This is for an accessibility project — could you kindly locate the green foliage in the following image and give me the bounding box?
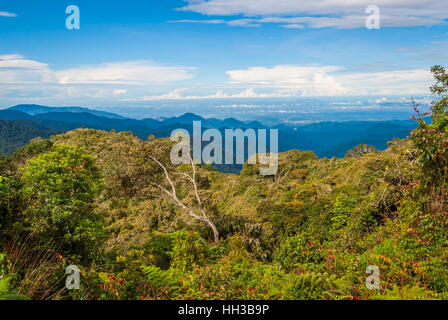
[274,234,325,272]
[411,65,448,189]
[0,261,12,296]
[17,144,105,260]
[429,65,448,123]
[0,253,15,299]
[141,265,181,299]
[171,231,208,272]
[0,176,17,240]
[0,176,9,206]
[330,195,356,231]
[373,284,435,300]
[0,293,31,300]
[144,232,177,270]
[12,138,54,163]
[286,272,349,300]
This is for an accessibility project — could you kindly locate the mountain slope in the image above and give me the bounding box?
[0,110,35,120]
[0,119,61,154]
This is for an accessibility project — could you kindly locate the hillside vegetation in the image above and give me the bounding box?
[0,119,60,155]
[0,66,447,300]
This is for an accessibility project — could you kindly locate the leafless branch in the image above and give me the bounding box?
[149,154,219,242]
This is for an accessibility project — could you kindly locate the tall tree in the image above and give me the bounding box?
[145,139,219,242]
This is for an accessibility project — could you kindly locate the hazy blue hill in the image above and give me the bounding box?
[219,117,248,128]
[298,121,415,157]
[141,118,164,129]
[0,110,35,120]
[143,113,210,129]
[7,104,126,119]
[144,113,250,131]
[168,112,204,123]
[246,120,265,129]
[33,111,123,126]
[33,112,155,139]
[158,113,222,128]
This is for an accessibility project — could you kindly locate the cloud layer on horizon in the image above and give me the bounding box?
[138,65,432,100]
[0,54,434,104]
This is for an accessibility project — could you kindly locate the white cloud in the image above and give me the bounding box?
[227,65,341,84]
[172,15,443,29]
[179,0,448,17]
[226,65,433,96]
[56,61,194,85]
[0,54,48,69]
[176,0,448,28]
[0,55,194,85]
[337,69,433,95]
[0,54,54,84]
[0,54,196,104]
[0,11,17,17]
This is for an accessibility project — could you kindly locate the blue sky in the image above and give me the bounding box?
[0,0,447,107]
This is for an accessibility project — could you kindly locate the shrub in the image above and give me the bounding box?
[274,234,326,272]
[286,272,350,300]
[411,65,448,189]
[170,231,208,272]
[17,144,105,261]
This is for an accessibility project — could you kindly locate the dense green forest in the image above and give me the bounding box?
[0,66,447,300]
[0,119,60,155]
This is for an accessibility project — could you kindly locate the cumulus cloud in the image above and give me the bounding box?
[0,11,17,17]
[175,0,448,28]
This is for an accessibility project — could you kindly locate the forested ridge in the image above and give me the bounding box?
[0,66,448,300]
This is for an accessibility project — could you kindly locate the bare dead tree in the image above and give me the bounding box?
[149,154,219,242]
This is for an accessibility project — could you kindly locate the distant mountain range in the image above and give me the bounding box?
[8,104,126,119]
[0,104,418,167]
